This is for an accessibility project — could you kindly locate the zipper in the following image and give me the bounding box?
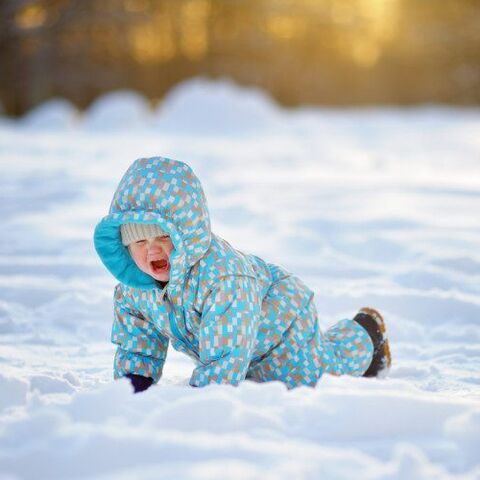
[164,289,197,355]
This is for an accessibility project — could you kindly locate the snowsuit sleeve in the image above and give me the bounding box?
[189,276,261,387]
[112,284,169,383]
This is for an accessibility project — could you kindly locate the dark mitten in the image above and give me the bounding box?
[125,373,154,393]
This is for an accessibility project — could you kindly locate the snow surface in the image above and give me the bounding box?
[0,78,480,479]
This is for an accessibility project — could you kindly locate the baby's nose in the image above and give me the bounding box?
[147,242,164,254]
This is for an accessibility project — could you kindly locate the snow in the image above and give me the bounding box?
[83,90,152,131]
[0,78,479,479]
[153,77,282,136]
[21,98,80,130]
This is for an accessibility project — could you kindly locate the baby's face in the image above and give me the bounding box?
[128,235,174,282]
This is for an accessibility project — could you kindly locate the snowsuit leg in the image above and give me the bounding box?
[247,300,374,388]
[320,316,374,377]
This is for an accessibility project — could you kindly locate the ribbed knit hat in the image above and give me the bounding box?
[120,223,166,246]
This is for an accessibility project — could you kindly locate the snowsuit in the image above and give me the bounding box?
[94,157,373,388]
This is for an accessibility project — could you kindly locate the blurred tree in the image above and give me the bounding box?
[0,0,479,115]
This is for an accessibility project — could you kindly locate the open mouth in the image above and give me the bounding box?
[150,258,169,273]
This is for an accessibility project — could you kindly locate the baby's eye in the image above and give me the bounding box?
[136,240,147,245]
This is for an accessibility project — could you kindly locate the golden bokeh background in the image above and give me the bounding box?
[1,0,479,115]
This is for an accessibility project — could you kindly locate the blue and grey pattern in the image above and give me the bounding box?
[94,156,373,388]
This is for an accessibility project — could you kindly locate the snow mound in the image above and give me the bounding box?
[84,90,152,131]
[21,98,79,130]
[0,380,479,479]
[154,77,281,136]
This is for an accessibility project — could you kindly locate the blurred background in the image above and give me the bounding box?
[1,0,480,116]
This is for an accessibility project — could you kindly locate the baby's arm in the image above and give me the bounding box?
[112,284,169,391]
[190,276,260,387]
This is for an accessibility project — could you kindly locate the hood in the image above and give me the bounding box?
[94,156,211,290]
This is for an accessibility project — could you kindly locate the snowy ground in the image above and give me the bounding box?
[1,78,480,479]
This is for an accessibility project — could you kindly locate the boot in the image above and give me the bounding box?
[353,307,392,378]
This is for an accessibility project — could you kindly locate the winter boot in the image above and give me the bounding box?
[353,307,392,378]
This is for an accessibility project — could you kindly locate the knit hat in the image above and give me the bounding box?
[120,223,166,246]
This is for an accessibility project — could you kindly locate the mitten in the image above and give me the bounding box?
[125,373,154,393]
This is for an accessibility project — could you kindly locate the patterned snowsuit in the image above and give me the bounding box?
[94,157,373,388]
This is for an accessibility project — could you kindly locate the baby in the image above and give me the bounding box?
[94,156,391,392]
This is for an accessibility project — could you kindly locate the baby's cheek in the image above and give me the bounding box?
[130,248,146,268]
[138,254,149,270]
